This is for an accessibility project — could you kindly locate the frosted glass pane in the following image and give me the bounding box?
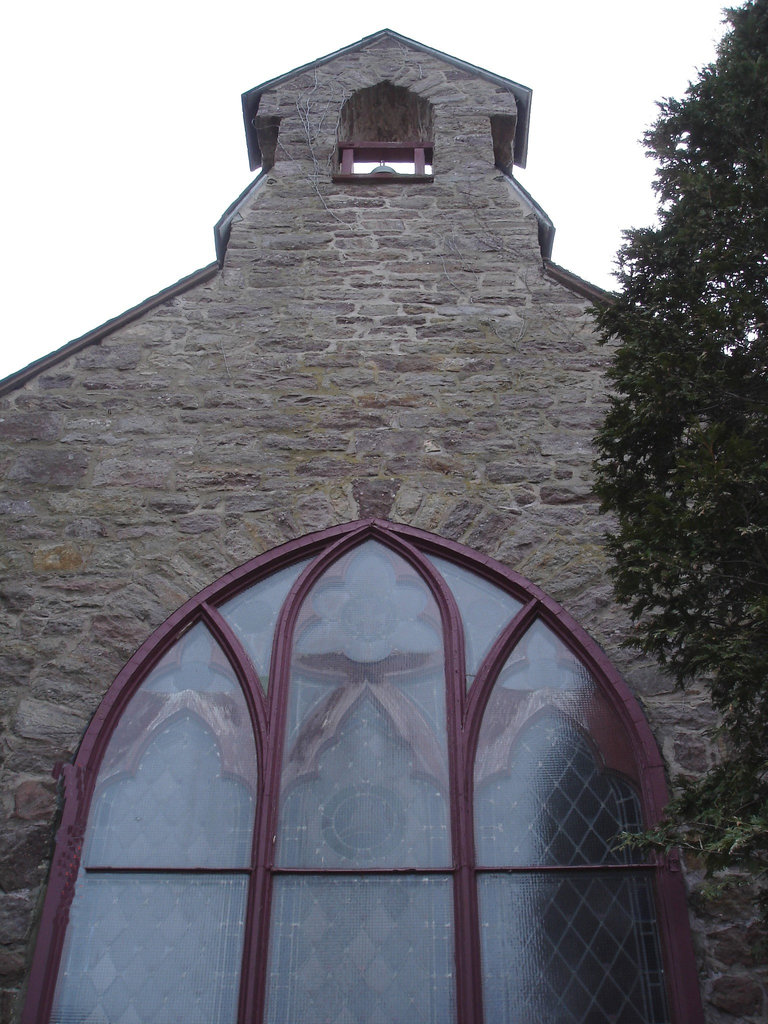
[219,558,311,690]
[86,623,257,868]
[144,622,240,694]
[492,619,589,692]
[295,541,442,663]
[51,873,247,1024]
[475,614,643,864]
[279,542,450,867]
[427,556,522,689]
[266,875,455,1024]
[86,716,255,868]
[475,714,641,866]
[479,873,669,1024]
[474,621,641,866]
[278,695,450,867]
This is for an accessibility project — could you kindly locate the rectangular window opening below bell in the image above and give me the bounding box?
[334,142,434,182]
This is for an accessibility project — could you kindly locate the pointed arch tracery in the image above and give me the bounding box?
[24,519,703,1024]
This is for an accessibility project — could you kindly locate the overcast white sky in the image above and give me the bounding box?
[1,0,729,381]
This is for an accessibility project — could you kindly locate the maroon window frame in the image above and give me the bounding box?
[333,141,434,181]
[23,518,704,1024]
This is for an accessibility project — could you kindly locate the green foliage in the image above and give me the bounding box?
[593,0,768,925]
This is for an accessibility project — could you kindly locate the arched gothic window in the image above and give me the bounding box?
[24,520,702,1024]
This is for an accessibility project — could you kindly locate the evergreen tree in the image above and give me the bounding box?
[593,0,768,926]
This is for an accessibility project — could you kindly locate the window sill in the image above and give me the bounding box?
[332,174,434,184]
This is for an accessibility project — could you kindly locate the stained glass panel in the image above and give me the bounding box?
[278,542,450,868]
[278,695,449,867]
[266,875,456,1024]
[474,619,642,866]
[40,531,684,1024]
[490,619,589,693]
[85,622,257,869]
[475,714,641,866]
[295,542,441,665]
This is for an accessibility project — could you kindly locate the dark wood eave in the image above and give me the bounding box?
[241,29,532,172]
[543,259,615,305]
[0,263,219,397]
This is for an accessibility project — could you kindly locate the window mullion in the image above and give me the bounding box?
[440,570,482,1024]
[239,611,292,1024]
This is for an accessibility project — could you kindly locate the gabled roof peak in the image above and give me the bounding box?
[241,29,532,171]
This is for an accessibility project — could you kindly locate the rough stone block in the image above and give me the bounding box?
[0,892,33,945]
[539,483,595,505]
[13,780,56,822]
[32,544,85,572]
[92,458,173,488]
[12,698,88,750]
[6,450,88,486]
[0,413,62,442]
[709,975,764,1017]
[0,823,52,889]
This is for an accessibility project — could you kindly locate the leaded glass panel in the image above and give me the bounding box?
[478,873,670,1024]
[51,874,248,1024]
[474,619,641,866]
[295,542,442,665]
[277,541,450,868]
[278,695,449,867]
[491,619,589,693]
[427,555,522,690]
[475,714,641,866]
[266,876,456,1024]
[219,559,311,690]
[85,623,257,869]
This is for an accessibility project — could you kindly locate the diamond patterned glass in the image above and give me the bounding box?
[478,873,670,1024]
[219,559,311,690]
[85,622,257,869]
[266,875,456,1024]
[427,555,522,690]
[474,619,641,866]
[475,714,641,866]
[51,874,248,1024]
[277,541,450,868]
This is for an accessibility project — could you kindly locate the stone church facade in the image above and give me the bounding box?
[0,29,764,1024]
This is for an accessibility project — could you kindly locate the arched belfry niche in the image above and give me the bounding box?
[25,520,702,1024]
[336,82,434,176]
[339,81,434,145]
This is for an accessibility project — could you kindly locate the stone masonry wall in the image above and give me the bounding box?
[0,34,764,1022]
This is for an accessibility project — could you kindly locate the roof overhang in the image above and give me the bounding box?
[241,29,532,172]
